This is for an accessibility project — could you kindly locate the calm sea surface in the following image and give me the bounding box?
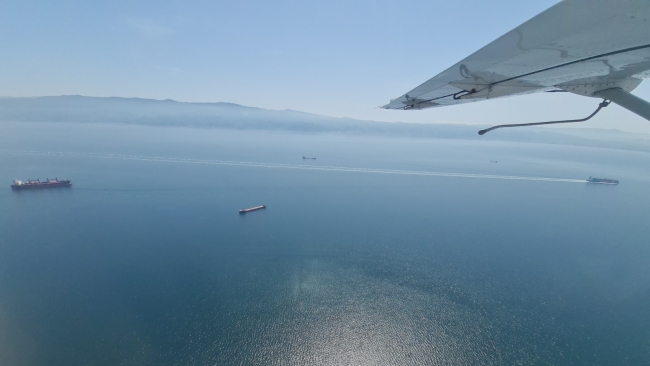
[0,122,649,365]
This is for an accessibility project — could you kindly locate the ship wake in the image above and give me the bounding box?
[2,151,587,184]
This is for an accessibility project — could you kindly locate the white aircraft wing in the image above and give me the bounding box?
[384,0,650,123]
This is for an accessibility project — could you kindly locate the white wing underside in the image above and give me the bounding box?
[384,0,650,110]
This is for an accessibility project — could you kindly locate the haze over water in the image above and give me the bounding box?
[1,122,649,365]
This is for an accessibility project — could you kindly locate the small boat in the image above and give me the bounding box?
[239,205,266,214]
[302,156,316,160]
[587,177,619,185]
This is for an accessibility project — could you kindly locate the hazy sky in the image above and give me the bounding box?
[2,0,650,133]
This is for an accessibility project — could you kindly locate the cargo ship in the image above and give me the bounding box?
[587,177,619,185]
[302,156,316,160]
[11,178,72,190]
[239,205,266,214]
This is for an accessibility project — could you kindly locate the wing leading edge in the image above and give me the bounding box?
[384,0,650,118]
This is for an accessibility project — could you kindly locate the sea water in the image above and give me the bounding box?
[0,122,649,365]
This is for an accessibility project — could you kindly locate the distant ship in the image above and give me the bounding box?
[11,178,72,189]
[239,205,266,214]
[587,177,619,185]
[302,156,316,160]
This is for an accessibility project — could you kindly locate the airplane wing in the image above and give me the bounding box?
[383,0,650,126]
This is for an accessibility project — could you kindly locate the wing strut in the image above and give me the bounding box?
[594,88,650,122]
[478,100,610,135]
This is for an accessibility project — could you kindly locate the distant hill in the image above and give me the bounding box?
[0,95,648,152]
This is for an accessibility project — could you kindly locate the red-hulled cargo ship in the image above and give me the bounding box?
[11,178,72,190]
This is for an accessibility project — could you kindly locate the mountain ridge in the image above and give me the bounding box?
[0,95,648,152]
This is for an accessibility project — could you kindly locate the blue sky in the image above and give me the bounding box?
[2,0,650,133]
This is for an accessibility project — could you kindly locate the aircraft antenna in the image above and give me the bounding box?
[478,100,610,135]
